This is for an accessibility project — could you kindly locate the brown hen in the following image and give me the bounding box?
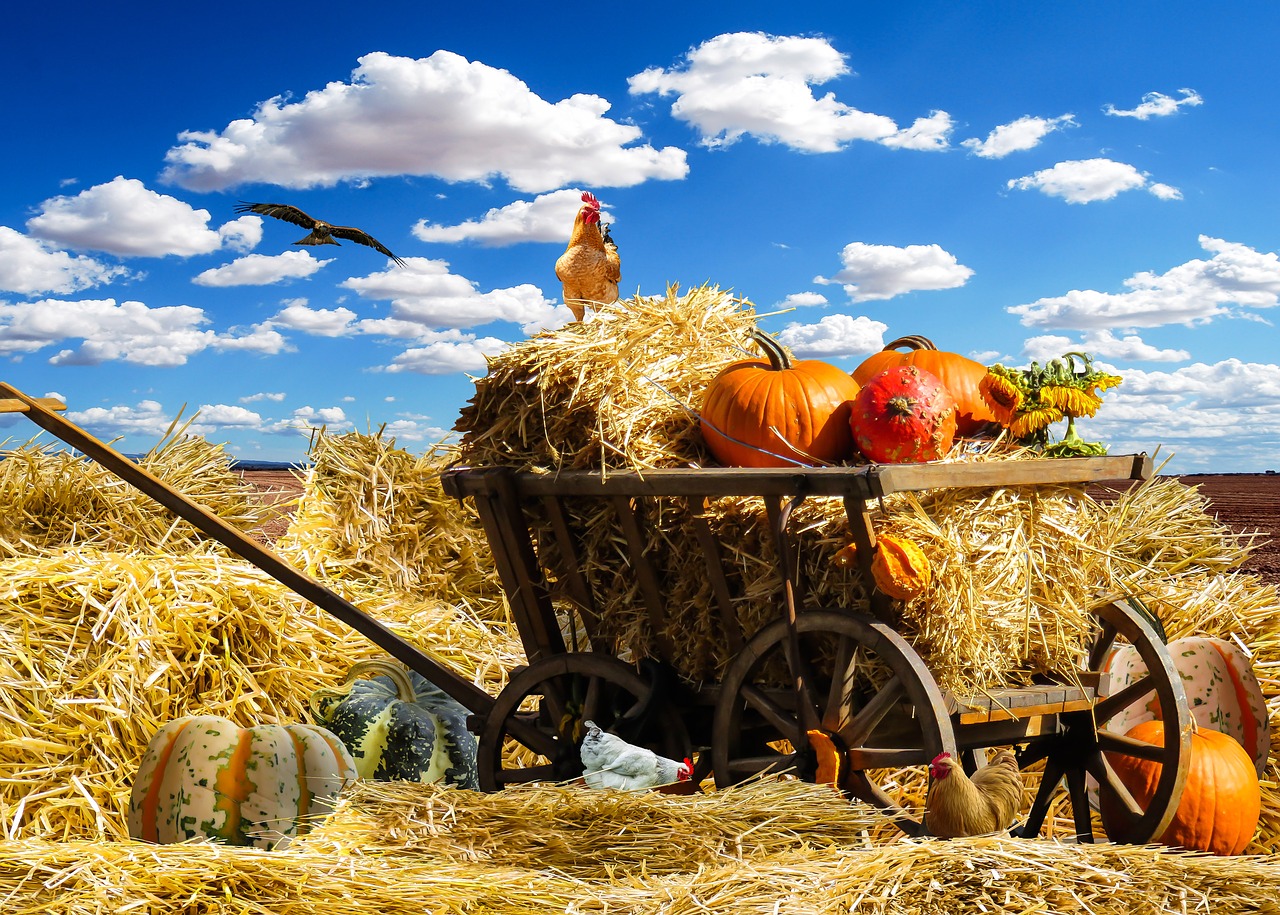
[555,191,620,320]
[925,747,1024,838]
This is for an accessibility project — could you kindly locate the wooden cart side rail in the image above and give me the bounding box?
[0,382,494,718]
[440,453,1151,501]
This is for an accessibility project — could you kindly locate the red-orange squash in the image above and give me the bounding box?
[1103,719,1261,855]
[701,330,860,468]
[852,336,998,436]
[850,365,957,463]
[871,534,932,600]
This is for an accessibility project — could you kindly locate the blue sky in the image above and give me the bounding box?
[3,2,1278,471]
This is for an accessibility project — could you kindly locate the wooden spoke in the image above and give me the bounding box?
[1088,620,1119,671]
[740,684,800,736]
[1093,674,1155,726]
[478,653,689,791]
[1085,753,1143,817]
[713,609,953,837]
[841,675,903,746]
[1097,729,1168,763]
[724,753,800,778]
[846,746,930,768]
[821,637,862,732]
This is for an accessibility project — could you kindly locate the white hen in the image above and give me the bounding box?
[579,720,693,790]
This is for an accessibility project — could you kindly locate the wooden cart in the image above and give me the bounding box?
[2,382,1190,843]
[439,456,1191,843]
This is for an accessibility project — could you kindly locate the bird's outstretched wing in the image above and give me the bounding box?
[234,202,317,230]
[329,224,407,267]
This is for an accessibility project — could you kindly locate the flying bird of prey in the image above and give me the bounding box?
[234,201,407,267]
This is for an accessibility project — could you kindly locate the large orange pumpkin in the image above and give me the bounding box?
[852,336,998,437]
[701,330,860,468]
[1102,719,1260,855]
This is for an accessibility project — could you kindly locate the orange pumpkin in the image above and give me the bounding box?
[852,336,998,437]
[1103,719,1260,855]
[871,534,932,600]
[701,330,860,468]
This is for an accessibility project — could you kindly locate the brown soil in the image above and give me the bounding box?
[238,469,1280,587]
[1175,474,1280,585]
[237,469,306,545]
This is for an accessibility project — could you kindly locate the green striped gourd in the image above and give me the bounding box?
[128,715,356,849]
[309,659,479,789]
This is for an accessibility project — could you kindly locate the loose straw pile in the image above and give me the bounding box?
[6,781,1280,914]
[305,778,886,876]
[0,434,523,844]
[276,429,507,623]
[0,430,270,557]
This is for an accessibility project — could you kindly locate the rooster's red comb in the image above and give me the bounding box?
[581,192,600,208]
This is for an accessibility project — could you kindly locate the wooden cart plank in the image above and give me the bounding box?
[441,453,1150,502]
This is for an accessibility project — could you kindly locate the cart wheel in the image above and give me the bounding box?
[1012,596,1191,843]
[712,609,955,836]
[477,653,691,791]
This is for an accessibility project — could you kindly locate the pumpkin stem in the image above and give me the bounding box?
[309,659,418,721]
[886,394,918,417]
[883,335,937,353]
[748,328,793,372]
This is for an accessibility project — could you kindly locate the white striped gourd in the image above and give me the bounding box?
[128,715,356,849]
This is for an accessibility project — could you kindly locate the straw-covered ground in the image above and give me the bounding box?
[3,286,1280,912]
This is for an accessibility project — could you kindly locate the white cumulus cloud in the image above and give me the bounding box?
[629,32,944,153]
[1021,329,1191,363]
[66,400,176,439]
[1104,89,1203,120]
[1009,236,1280,330]
[1007,158,1176,204]
[776,291,829,309]
[814,242,973,302]
[26,177,246,257]
[269,301,359,337]
[775,313,888,358]
[961,114,1076,158]
[381,337,510,375]
[341,257,559,331]
[162,51,687,194]
[0,227,130,294]
[413,190,609,246]
[193,250,332,286]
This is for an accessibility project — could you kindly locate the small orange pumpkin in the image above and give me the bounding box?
[852,336,998,437]
[1103,719,1261,855]
[871,534,932,600]
[701,330,860,468]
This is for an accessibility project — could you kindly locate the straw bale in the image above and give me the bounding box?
[0,431,272,558]
[276,429,506,622]
[454,284,757,472]
[0,548,520,843]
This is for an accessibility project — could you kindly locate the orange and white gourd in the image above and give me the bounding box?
[1101,635,1269,775]
[128,715,357,849]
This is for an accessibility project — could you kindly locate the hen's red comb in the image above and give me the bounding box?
[581,191,600,208]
